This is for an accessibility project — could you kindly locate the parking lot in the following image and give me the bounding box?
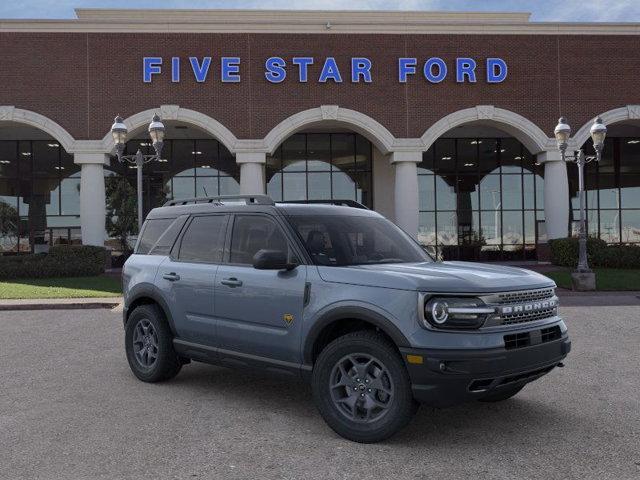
[1,306,639,480]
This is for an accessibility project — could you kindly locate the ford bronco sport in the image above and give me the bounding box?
[122,195,570,443]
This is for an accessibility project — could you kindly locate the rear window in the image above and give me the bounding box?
[136,219,174,254]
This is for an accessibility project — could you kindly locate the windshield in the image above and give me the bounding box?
[287,214,432,266]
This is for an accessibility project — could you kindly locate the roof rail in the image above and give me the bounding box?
[278,199,369,210]
[163,194,275,207]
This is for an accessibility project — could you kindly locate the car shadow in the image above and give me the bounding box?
[141,361,583,446]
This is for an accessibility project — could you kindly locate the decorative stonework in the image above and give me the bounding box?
[0,106,15,121]
[572,105,640,149]
[628,105,640,119]
[320,105,339,120]
[475,105,495,120]
[160,104,180,120]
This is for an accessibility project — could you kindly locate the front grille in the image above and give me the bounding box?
[501,306,557,325]
[496,288,555,305]
[481,288,558,326]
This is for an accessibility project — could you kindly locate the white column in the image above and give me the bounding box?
[237,152,266,195]
[391,151,422,238]
[75,153,109,246]
[538,151,569,240]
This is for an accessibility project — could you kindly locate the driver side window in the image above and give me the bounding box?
[229,215,291,265]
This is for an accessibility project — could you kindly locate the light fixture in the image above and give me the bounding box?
[192,151,203,155]
[47,143,59,148]
[110,115,128,148]
[589,116,607,154]
[139,142,151,147]
[54,166,65,170]
[441,156,452,160]
[464,163,475,167]
[148,114,165,157]
[500,149,506,153]
[157,158,168,163]
[514,156,522,160]
[200,165,211,168]
[0,160,10,164]
[554,117,571,154]
[470,140,483,145]
[21,152,31,156]
[627,139,640,144]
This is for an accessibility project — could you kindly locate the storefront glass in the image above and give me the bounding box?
[0,140,80,253]
[266,133,373,207]
[418,137,544,261]
[570,137,640,244]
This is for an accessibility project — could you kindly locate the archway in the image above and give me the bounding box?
[262,106,397,211]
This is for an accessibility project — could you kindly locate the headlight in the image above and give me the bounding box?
[422,297,495,329]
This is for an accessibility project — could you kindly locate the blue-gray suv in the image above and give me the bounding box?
[122,195,570,443]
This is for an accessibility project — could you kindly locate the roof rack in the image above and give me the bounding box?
[163,194,275,207]
[278,199,369,210]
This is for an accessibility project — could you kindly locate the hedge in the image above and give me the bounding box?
[0,246,108,280]
[549,237,640,269]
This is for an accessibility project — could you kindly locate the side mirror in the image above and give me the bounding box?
[252,249,297,270]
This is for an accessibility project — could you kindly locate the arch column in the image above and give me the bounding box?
[237,152,266,195]
[75,153,109,246]
[538,151,569,240]
[391,150,422,238]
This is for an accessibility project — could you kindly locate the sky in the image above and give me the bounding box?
[0,0,639,22]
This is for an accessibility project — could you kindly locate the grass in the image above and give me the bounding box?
[0,275,122,299]
[545,268,640,291]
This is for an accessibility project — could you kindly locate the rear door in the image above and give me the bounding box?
[214,213,307,364]
[157,214,229,346]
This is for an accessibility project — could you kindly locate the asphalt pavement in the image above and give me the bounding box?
[0,306,638,480]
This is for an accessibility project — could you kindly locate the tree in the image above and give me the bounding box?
[0,200,19,251]
[105,176,138,253]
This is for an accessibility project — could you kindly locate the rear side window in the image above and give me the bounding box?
[178,215,228,263]
[136,218,174,254]
[148,215,188,255]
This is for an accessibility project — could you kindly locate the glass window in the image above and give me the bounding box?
[230,215,289,264]
[307,134,331,171]
[178,215,228,263]
[137,218,174,254]
[0,141,18,178]
[149,215,188,255]
[621,210,640,243]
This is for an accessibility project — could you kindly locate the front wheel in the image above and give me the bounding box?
[312,331,418,443]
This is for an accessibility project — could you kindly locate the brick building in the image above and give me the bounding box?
[0,9,639,259]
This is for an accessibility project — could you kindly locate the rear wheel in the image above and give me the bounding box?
[478,384,524,402]
[125,304,182,382]
[312,331,418,443]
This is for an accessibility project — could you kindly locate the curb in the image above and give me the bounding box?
[0,298,122,311]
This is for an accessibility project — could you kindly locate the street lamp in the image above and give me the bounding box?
[553,116,607,286]
[111,114,165,231]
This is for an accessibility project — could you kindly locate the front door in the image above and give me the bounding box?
[214,214,307,364]
[157,214,229,346]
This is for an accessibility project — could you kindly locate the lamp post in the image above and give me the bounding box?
[111,114,165,232]
[553,116,607,288]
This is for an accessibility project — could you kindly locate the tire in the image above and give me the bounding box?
[478,384,524,403]
[125,304,182,383]
[312,331,418,443]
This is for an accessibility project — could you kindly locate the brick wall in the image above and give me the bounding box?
[0,32,638,141]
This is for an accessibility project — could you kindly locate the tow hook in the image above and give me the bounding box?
[557,362,565,368]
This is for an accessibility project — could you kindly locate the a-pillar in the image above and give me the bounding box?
[237,152,266,195]
[538,151,569,240]
[391,150,422,238]
[75,153,109,246]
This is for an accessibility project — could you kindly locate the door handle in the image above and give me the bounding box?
[221,277,243,287]
[162,272,181,281]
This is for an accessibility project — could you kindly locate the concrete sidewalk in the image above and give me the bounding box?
[0,297,123,311]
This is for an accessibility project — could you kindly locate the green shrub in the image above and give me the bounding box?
[549,237,640,269]
[0,245,108,280]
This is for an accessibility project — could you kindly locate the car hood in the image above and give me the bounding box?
[316,261,555,293]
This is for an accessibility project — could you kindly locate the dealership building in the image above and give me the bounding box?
[0,9,639,260]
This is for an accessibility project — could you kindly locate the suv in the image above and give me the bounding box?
[122,195,570,443]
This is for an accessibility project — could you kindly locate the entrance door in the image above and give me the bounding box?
[214,214,307,364]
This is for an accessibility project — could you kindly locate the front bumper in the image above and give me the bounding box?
[400,334,571,407]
